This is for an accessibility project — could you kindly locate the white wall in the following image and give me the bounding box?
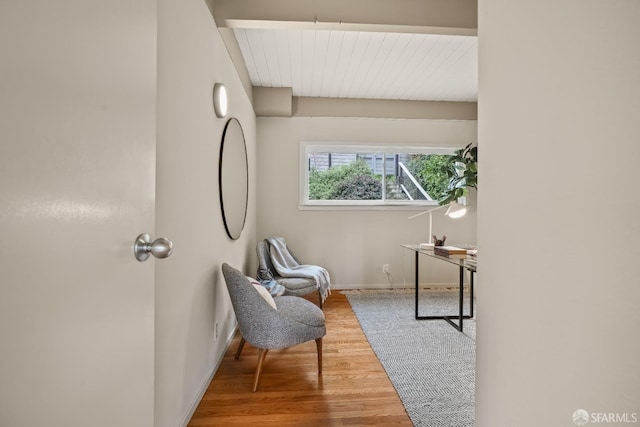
[477,1,640,426]
[156,1,257,426]
[257,117,477,288]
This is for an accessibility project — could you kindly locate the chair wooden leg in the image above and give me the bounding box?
[315,338,323,373]
[235,337,246,360]
[318,291,323,309]
[253,348,269,392]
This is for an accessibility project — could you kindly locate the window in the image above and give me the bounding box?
[300,142,456,207]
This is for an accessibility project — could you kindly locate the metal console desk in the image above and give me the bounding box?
[402,244,476,331]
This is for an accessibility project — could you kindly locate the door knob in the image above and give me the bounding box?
[134,234,173,262]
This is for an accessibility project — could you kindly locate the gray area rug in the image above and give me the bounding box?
[344,289,475,427]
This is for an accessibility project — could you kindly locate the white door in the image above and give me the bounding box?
[0,2,157,426]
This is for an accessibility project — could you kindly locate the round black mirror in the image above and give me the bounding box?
[218,118,248,240]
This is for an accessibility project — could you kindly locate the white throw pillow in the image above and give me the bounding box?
[246,276,277,310]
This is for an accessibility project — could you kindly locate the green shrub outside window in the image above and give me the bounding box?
[304,148,455,205]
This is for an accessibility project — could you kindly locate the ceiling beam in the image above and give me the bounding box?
[224,20,476,37]
[293,97,477,120]
[212,0,477,35]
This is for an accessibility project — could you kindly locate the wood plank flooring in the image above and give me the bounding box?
[188,291,412,426]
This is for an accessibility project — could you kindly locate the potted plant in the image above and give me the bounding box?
[438,143,478,205]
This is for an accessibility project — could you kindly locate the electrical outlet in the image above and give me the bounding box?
[382,264,389,274]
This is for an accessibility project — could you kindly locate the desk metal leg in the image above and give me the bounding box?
[443,266,465,331]
[414,251,472,332]
[414,251,419,319]
[470,271,474,318]
[459,266,464,330]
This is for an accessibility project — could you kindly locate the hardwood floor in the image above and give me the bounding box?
[188,291,412,426]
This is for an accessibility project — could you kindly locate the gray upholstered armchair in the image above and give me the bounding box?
[221,263,326,392]
[256,239,324,308]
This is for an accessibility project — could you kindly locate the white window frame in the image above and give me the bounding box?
[299,141,456,209]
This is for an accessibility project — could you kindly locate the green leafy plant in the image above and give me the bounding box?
[438,143,478,205]
[333,174,382,200]
[406,154,452,201]
[308,160,376,200]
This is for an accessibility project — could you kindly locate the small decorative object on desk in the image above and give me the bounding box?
[434,245,468,258]
[433,235,447,246]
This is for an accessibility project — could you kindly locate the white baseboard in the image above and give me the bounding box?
[333,282,465,290]
[180,325,238,427]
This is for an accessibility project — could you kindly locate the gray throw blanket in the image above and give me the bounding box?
[266,236,331,302]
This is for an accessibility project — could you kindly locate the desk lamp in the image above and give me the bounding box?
[408,201,467,249]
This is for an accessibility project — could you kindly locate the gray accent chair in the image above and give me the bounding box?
[256,239,323,308]
[221,263,326,392]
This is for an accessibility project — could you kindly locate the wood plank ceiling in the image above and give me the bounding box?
[233,28,477,102]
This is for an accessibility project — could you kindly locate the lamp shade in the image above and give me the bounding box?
[445,201,467,219]
[408,202,466,247]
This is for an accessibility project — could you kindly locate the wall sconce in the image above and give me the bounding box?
[213,83,228,118]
